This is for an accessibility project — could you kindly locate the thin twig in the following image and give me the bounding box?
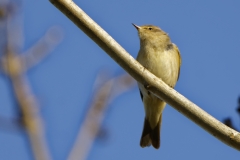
[21,26,63,70]
[0,2,60,159]
[68,74,135,160]
[50,0,240,150]
[4,48,52,160]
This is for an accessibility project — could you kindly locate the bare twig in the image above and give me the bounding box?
[4,44,53,160]
[50,0,240,150]
[10,72,51,160]
[0,1,62,159]
[21,26,63,70]
[68,73,135,160]
[4,47,52,160]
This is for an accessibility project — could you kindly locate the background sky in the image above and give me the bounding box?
[0,0,240,160]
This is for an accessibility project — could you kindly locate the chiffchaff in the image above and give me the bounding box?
[133,24,181,149]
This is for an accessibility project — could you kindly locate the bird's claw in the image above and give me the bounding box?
[143,84,151,95]
[144,84,150,89]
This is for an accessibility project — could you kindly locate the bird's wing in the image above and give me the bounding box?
[139,89,143,101]
[173,43,181,81]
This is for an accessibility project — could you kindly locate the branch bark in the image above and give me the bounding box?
[49,0,240,150]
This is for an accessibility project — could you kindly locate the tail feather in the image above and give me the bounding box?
[140,118,152,147]
[150,117,161,149]
[140,115,162,149]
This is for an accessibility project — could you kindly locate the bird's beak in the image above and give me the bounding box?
[132,23,140,30]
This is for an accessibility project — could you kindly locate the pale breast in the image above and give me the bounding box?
[137,46,180,88]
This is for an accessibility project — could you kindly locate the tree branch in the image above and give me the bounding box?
[3,49,52,160]
[1,2,53,159]
[49,0,240,150]
[68,73,135,160]
[21,26,63,70]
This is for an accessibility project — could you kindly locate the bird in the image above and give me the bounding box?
[133,24,181,149]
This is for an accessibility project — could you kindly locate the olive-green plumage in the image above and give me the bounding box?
[133,24,181,149]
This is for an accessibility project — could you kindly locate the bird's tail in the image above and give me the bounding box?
[140,115,162,149]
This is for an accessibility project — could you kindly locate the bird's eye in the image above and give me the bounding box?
[148,27,152,30]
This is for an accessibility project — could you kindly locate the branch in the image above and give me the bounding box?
[11,76,52,160]
[21,26,63,70]
[3,50,52,160]
[49,0,240,150]
[1,2,52,159]
[68,73,135,160]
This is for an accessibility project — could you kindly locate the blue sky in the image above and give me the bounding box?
[0,0,240,159]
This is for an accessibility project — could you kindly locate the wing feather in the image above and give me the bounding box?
[173,43,181,81]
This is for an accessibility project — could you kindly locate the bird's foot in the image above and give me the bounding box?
[144,84,150,89]
[144,84,151,95]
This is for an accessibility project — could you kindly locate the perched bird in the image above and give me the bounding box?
[133,24,181,149]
